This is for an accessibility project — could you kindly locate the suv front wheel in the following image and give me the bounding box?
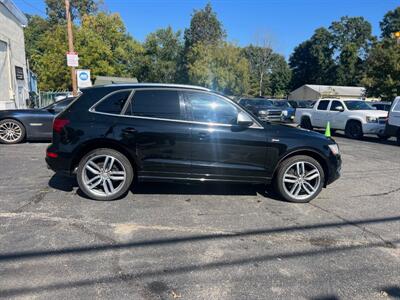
[77,148,134,201]
[274,155,325,203]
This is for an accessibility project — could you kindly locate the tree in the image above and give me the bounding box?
[184,3,225,49]
[270,54,291,98]
[140,27,183,83]
[45,0,100,24]
[380,6,400,38]
[329,16,373,86]
[363,39,400,100]
[243,37,274,96]
[289,28,336,89]
[187,42,250,95]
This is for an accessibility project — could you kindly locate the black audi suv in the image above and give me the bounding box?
[46,84,341,202]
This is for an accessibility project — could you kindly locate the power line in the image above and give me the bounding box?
[18,0,47,16]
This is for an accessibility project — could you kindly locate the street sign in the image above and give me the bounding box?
[76,69,92,88]
[66,52,79,67]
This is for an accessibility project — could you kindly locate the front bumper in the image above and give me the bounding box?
[362,123,386,135]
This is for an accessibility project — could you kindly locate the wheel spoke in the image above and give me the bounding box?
[284,174,298,183]
[305,169,319,181]
[104,156,115,172]
[296,162,305,176]
[106,179,115,192]
[86,165,100,175]
[88,177,102,189]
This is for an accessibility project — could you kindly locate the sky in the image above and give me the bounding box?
[14,0,398,58]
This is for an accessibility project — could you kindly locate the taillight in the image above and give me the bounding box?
[46,151,58,158]
[53,118,70,133]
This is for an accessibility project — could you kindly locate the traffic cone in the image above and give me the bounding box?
[325,121,331,137]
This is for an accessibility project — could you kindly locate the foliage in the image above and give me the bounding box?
[380,7,400,38]
[45,0,99,24]
[289,28,336,89]
[270,54,292,98]
[140,27,183,83]
[187,42,250,95]
[363,39,400,101]
[184,3,225,49]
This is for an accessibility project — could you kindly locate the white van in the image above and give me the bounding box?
[384,96,400,145]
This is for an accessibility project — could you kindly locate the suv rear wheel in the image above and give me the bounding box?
[77,148,133,201]
[274,155,325,203]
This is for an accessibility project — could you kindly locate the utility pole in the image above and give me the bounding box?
[65,0,78,96]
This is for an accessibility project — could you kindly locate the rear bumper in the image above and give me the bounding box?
[362,123,386,135]
[45,144,73,175]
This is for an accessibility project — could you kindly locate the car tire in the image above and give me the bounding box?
[274,155,325,203]
[77,148,134,201]
[345,120,363,139]
[300,117,313,130]
[0,119,25,144]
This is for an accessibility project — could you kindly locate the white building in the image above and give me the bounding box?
[288,84,379,101]
[0,0,28,109]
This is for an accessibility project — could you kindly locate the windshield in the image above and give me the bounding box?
[252,99,274,107]
[344,101,374,111]
[273,101,291,108]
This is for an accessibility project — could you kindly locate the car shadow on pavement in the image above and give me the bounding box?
[315,129,399,146]
[48,173,280,200]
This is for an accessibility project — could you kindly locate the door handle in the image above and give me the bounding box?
[122,128,137,134]
[197,131,210,140]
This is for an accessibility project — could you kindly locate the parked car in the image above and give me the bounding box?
[0,97,75,144]
[46,84,341,203]
[288,100,316,109]
[384,96,400,145]
[238,98,283,122]
[272,100,296,122]
[368,101,392,112]
[295,99,388,139]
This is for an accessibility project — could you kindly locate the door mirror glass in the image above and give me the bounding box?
[237,111,253,126]
[336,106,345,112]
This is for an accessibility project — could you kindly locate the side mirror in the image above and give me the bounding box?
[237,111,253,127]
[336,106,345,112]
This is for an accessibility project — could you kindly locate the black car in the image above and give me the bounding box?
[367,101,392,112]
[288,100,316,109]
[0,97,74,144]
[46,84,341,203]
[238,98,283,122]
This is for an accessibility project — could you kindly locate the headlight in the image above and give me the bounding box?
[282,110,288,116]
[366,116,378,123]
[258,110,267,115]
[328,144,340,156]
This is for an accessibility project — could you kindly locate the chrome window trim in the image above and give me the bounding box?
[89,88,264,129]
[89,89,135,114]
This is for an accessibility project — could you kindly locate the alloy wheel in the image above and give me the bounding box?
[282,161,321,201]
[0,121,22,143]
[82,155,127,197]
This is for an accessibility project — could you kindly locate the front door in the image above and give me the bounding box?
[313,100,330,128]
[183,90,268,182]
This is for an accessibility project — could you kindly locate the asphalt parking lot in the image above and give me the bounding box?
[0,134,399,299]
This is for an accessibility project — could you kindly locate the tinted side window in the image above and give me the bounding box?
[185,92,238,124]
[317,100,330,111]
[95,90,132,114]
[330,101,343,111]
[126,90,182,120]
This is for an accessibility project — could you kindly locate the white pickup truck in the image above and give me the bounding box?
[295,99,388,139]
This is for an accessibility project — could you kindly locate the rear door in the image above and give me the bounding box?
[122,89,192,179]
[313,100,330,128]
[183,90,268,182]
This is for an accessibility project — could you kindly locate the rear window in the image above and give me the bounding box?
[317,100,330,111]
[95,90,132,114]
[126,89,182,120]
